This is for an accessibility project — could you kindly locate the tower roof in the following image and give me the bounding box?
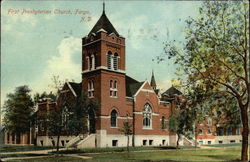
[150,71,157,89]
[88,6,119,36]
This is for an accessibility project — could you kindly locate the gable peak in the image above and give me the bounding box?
[88,3,119,36]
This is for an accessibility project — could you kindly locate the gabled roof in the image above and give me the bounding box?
[68,82,82,97]
[162,86,182,97]
[125,75,143,97]
[88,11,119,36]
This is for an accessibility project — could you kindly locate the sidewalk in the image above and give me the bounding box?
[199,145,219,149]
[0,148,73,155]
[1,154,92,162]
[1,155,51,162]
[0,148,93,162]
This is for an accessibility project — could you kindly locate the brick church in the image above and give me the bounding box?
[34,4,185,148]
[33,4,241,148]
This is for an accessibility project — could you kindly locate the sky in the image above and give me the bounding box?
[1,1,202,112]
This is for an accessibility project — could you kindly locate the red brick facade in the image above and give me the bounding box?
[35,7,242,147]
[79,9,174,141]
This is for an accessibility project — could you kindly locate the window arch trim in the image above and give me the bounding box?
[113,53,119,70]
[110,109,118,128]
[88,53,97,71]
[110,79,118,98]
[143,103,152,129]
[107,51,113,70]
[88,80,94,98]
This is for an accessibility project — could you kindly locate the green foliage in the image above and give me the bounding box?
[1,147,241,162]
[44,75,99,136]
[66,92,99,135]
[33,92,56,104]
[44,91,99,137]
[87,147,240,162]
[169,102,195,140]
[3,85,34,134]
[168,114,179,133]
[163,1,249,107]
[162,1,249,160]
[46,111,64,136]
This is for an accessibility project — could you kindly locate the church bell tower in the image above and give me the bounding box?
[81,3,127,131]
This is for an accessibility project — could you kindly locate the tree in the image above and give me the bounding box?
[163,1,249,160]
[46,111,63,154]
[41,76,99,153]
[42,93,79,154]
[33,91,56,104]
[3,86,34,136]
[168,98,195,149]
[66,92,99,136]
[120,121,133,152]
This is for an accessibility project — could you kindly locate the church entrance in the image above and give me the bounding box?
[88,107,96,134]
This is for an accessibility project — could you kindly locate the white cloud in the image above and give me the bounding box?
[30,36,82,93]
[0,36,82,117]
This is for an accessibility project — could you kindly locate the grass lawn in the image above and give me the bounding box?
[7,156,86,162]
[0,145,55,153]
[7,147,241,162]
[204,143,241,147]
[57,146,197,154]
[3,147,241,161]
[85,147,241,162]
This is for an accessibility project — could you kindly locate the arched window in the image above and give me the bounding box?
[161,116,166,129]
[62,105,69,128]
[198,129,203,135]
[113,81,117,97]
[207,129,212,134]
[88,54,96,70]
[111,110,118,127]
[91,80,94,90]
[110,80,113,96]
[113,53,119,70]
[88,81,91,96]
[88,106,96,133]
[88,55,92,70]
[110,80,113,88]
[107,51,113,69]
[143,104,152,128]
[110,80,118,97]
[92,54,95,70]
[88,80,94,98]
